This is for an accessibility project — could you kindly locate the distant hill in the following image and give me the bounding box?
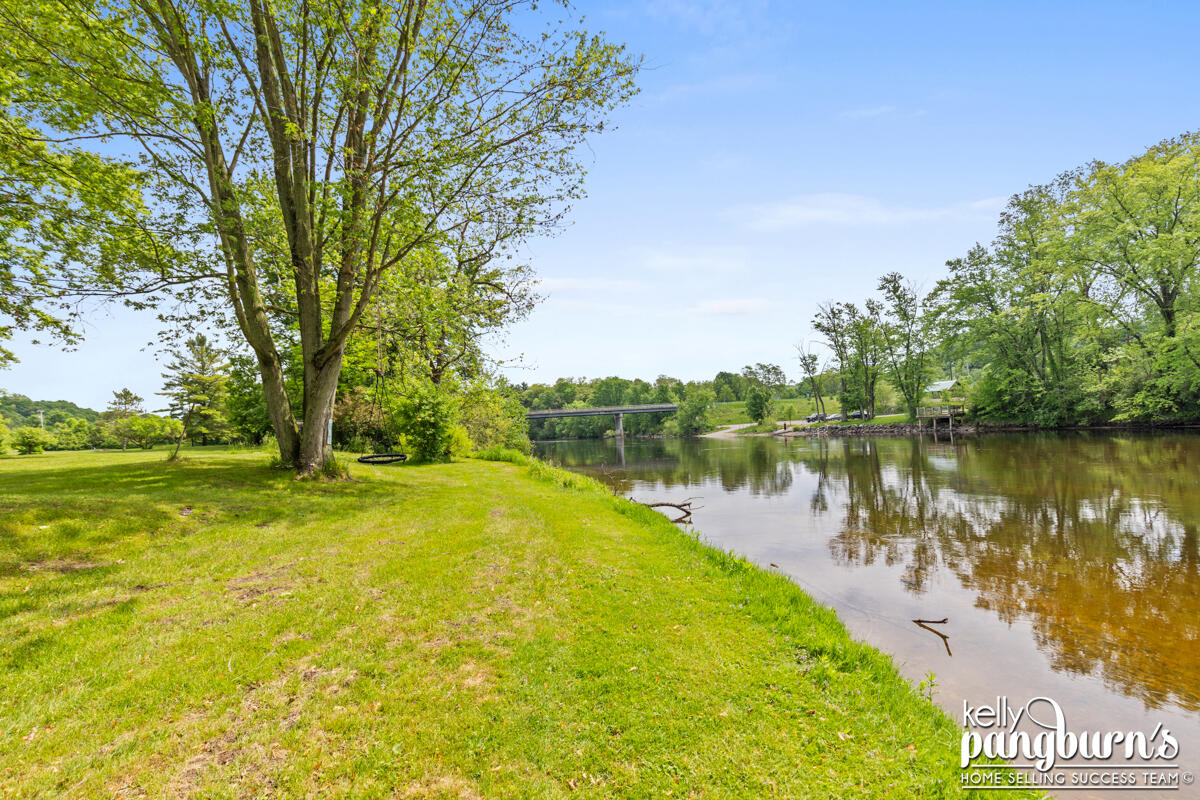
[0,391,101,427]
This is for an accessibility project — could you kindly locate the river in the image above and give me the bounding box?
[535,432,1200,797]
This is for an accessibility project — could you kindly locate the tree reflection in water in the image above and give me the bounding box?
[540,433,1200,713]
[802,434,1200,713]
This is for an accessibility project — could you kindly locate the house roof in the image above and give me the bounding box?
[925,379,960,393]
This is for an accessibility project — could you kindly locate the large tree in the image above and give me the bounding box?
[1062,133,1200,341]
[933,187,1090,424]
[0,114,164,366]
[877,272,931,420]
[105,388,145,451]
[4,0,637,473]
[846,300,887,419]
[794,345,825,416]
[159,332,230,455]
[813,302,852,411]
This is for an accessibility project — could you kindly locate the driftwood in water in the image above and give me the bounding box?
[633,498,701,524]
[913,617,952,657]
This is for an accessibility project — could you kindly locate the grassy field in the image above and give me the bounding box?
[0,448,1027,798]
[710,398,839,426]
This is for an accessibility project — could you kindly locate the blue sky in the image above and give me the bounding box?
[7,0,1200,408]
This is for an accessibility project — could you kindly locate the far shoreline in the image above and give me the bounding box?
[781,420,1200,438]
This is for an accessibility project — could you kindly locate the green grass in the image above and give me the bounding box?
[0,448,1029,798]
[709,400,753,425]
[710,398,841,426]
[734,421,781,435]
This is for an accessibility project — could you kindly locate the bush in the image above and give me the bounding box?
[13,426,56,455]
[745,386,774,424]
[459,385,530,453]
[333,386,398,452]
[449,425,473,457]
[471,446,530,465]
[126,415,180,449]
[397,384,455,463]
[51,418,94,450]
[675,389,714,435]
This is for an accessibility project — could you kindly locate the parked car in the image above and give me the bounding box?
[804,412,825,423]
[847,410,866,420]
[825,413,844,421]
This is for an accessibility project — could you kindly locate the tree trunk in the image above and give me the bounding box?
[295,350,346,475]
[254,349,301,465]
[172,407,194,460]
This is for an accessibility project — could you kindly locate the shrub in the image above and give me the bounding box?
[472,447,530,465]
[459,385,530,452]
[13,426,56,455]
[745,386,774,424]
[397,384,455,463]
[333,386,396,451]
[449,425,474,457]
[126,416,180,449]
[675,389,714,435]
[51,418,94,450]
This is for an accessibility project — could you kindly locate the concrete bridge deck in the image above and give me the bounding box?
[526,403,678,438]
[525,403,678,420]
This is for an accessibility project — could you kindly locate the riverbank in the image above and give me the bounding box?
[785,421,973,437]
[0,448,1028,797]
[783,419,1200,437]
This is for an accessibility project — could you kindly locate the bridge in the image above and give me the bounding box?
[525,403,678,437]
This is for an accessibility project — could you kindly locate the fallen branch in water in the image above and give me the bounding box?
[632,498,702,524]
[912,618,952,657]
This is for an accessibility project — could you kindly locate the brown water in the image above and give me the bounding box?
[535,433,1200,797]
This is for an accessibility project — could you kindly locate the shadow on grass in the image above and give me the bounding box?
[0,453,426,672]
[0,454,411,602]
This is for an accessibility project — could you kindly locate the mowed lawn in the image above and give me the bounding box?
[0,449,1028,798]
[709,399,841,426]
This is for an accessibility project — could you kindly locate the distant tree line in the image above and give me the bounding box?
[2,320,534,461]
[0,388,180,455]
[516,364,835,439]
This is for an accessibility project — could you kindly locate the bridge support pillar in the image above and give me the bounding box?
[614,412,624,438]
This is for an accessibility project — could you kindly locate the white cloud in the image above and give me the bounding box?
[739,193,1003,231]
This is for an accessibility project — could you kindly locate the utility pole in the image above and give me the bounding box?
[38,410,44,429]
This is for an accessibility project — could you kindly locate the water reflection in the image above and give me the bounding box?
[542,436,799,497]
[538,433,1200,715]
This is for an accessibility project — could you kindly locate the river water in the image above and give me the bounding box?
[535,432,1200,797]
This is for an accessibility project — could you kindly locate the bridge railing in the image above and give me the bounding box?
[526,403,678,419]
[917,403,966,418]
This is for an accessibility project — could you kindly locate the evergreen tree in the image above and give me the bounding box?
[159,335,231,457]
[105,389,144,451]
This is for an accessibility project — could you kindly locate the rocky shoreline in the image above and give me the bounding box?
[782,422,976,437]
[781,420,1200,438]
